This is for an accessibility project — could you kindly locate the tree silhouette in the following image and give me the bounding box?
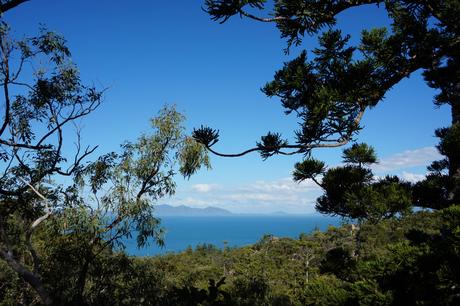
[195,0,459,209]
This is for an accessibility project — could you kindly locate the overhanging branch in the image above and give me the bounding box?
[0,0,29,13]
[197,108,365,158]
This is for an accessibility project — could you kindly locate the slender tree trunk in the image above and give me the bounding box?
[451,100,459,165]
[353,223,362,258]
[452,97,460,126]
[449,93,460,202]
[305,257,310,283]
[74,248,93,306]
[0,249,53,305]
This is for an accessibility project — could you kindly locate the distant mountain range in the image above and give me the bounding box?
[154,205,297,216]
[155,204,232,216]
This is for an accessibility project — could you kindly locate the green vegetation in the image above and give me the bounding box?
[190,2,460,303]
[2,206,459,305]
[1,0,460,305]
[294,144,413,223]
[0,2,209,303]
[194,0,460,213]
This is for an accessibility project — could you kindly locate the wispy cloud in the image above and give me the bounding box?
[244,178,318,193]
[191,183,221,193]
[171,178,322,214]
[372,147,440,172]
[170,147,438,214]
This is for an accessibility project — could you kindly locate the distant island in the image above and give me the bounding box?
[154,205,300,216]
[155,204,233,216]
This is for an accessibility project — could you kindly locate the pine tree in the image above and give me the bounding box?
[194,0,460,209]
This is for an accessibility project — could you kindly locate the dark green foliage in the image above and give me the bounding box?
[413,123,460,209]
[316,165,372,219]
[199,0,457,154]
[313,144,412,223]
[344,176,412,223]
[2,207,459,305]
[293,158,325,183]
[297,276,349,306]
[204,0,266,24]
[342,143,377,167]
[1,1,459,304]
[256,132,288,160]
[262,32,367,148]
[164,278,231,306]
[350,206,460,305]
[199,1,460,215]
[0,4,210,304]
[319,247,355,280]
[192,126,219,148]
[413,173,451,209]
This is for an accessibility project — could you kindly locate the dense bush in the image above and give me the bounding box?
[2,206,458,305]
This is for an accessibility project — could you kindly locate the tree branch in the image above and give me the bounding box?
[0,178,54,306]
[0,0,29,13]
[19,177,52,275]
[0,248,53,305]
[0,139,52,150]
[56,145,98,176]
[0,34,11,138]
[237,8,286,23]
[202,108,365,158]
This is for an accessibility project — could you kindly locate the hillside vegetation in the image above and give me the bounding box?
[2,206,459,305]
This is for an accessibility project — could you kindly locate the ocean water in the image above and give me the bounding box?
[124,215,341,256]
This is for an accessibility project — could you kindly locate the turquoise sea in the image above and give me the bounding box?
[125,215,341,256]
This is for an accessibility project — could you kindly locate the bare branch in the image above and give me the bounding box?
[56,145,98,176]
[0,34,11,138]
[0,139,51,150]
[310,176,324,189]
[10,55,26,81]
[36,97,102,147]
[9,80,35,91]
[19,177,48,203]
[237,8,286,23]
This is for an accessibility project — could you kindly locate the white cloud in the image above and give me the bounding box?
[400,171,426,183]
[246,178,318,193]
[372,147,440,172]
[171,177,322,214]
[191,183,221,193]
[178,197,209,206]
[171,147,438,214]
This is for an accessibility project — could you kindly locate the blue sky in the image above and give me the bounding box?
[6,1,450,213]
